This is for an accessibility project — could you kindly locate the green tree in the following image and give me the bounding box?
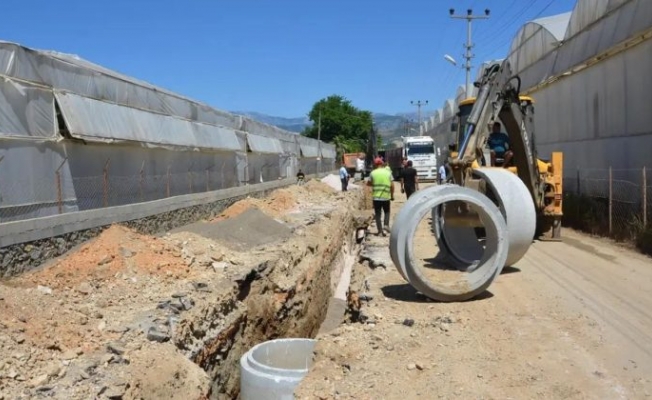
[302,95,373,154]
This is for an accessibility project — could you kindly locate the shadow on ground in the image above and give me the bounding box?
[381,283,494,303]
[501,266,521,275]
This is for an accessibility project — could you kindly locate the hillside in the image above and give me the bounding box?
[233,110,435,141]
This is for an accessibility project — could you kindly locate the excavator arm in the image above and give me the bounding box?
[450,59,545,210]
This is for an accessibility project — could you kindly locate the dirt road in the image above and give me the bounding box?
[297,183,652,399]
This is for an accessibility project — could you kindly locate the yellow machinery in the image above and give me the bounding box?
[447,61,563,240]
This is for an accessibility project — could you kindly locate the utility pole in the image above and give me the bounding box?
[449,8,490,98]
[410,100,428,135]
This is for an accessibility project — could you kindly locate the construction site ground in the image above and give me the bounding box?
[1,177,651,400]
[296,183,652,400]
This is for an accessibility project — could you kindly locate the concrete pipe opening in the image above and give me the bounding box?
[240,338,317,400]
[431,168,536,270]
[390,185,509,302]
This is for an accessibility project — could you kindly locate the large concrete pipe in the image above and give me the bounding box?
[389,185,509,302]
[432,168,536,269]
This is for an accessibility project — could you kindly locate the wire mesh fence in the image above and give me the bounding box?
[0,155,335,224]
[563,167,651,248]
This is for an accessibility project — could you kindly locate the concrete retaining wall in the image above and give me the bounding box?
[0,174,329,277]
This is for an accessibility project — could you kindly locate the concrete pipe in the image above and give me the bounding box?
[240,338,316,400]
[431,168,536,269]
[390,185,509,302]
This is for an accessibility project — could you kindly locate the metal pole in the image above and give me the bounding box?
[450,8,490,99]
[466,18,472,98]
[410,101,428,135]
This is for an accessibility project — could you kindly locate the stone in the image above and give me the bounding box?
[171,292,187,298]
[119,247,135,258]
[212,261,229,271]
[98,255,113,265]
[179,297,194,311]
[61,350,78,361]
[402,318,415,327]
[28,374,49,388]
[29,250,42,261]
[45,363,62,377]
[101,384,127,399]
[37,285,53,295]
[107,342,126,355]
[77,282,93,295]
[407,363,417,371]
[146,327,170,343]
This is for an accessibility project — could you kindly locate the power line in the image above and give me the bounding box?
[475,0,557,62]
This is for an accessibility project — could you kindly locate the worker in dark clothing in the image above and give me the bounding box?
[400,160,419,199]
[296,169,305,185]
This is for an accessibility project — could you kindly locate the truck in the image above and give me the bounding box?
[341,152,366,180]
[385,136,438,181]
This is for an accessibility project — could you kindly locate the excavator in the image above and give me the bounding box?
[446,59,563,240]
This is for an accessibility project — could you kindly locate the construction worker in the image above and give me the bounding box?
[401,160,419,199]
[367,157,394,236]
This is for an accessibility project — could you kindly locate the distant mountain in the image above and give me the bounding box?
[233,110,436,140]
[232,111,311,133]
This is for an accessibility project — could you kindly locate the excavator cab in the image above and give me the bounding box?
[450,93,564,240]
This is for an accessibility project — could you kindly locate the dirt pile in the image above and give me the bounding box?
[213,189,296,221]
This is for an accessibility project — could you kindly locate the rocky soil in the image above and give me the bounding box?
[0,177,363,400]
[296,184,652,400]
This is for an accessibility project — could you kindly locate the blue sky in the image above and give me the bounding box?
[2,0,576,118]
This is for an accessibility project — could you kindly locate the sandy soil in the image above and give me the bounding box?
[297,183,652,400]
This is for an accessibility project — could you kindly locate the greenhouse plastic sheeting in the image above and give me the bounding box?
[55,92,242,152]
[321,144,336,159]
[0,41,247,132]
[247,133,284,154]
[298,144,319,158]
[0,78,55,139]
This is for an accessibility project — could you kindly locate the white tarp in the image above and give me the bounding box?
[55,92,242,152]
[0,77,55,139]
[247,133,283,154]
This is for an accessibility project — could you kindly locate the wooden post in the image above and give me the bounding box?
[608,166,613,235]
[166,165,171,198]
[643,166,647,227]
[139,161,145,202]
[206,169,210,192]
[103,158,111,207]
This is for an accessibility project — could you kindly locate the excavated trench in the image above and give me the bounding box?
[172,196,369,399]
